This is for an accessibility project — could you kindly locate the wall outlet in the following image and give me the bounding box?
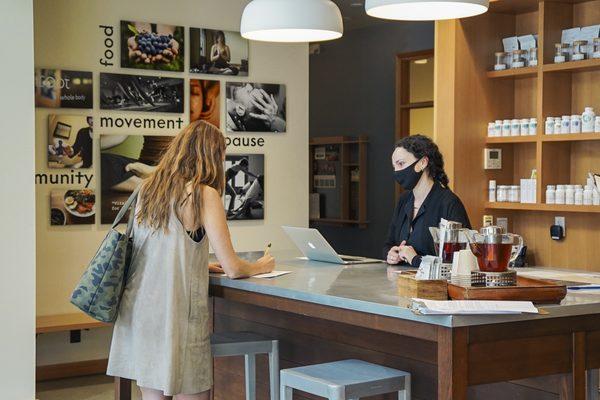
[555,216,566,237]
[483,215,494,227]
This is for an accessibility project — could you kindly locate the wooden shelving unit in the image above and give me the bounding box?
[309,136,368,229]
[435,0,600,270]
[485,202,600,213]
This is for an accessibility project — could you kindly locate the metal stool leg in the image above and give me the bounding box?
[269,341,279,400]
[245,354,256,400]
[399,375,411,400]
[280,385,293,400]
[588,369,599,400]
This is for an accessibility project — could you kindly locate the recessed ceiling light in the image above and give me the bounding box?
[414,59,428,64]
[350,2,364,6]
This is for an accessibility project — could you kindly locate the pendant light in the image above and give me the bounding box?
[240,0,344,43]
[365,0,489,21]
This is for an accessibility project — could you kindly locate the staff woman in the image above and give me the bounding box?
[384,135,471,267]
[107,121,275,400]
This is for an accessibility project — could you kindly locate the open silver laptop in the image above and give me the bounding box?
[282,226,383,265]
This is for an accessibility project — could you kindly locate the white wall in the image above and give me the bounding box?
[34,0,308,366]
[0,0,36,398]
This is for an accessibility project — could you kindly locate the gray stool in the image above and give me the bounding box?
[211,331,279,400]
[280,359,410,400]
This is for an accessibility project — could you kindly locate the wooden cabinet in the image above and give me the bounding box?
[435,0,600,270]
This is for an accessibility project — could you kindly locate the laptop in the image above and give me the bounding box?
[282,226,383,265]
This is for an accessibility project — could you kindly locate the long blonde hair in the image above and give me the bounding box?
[137,120,226,231]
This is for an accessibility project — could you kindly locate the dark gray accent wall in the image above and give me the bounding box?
[309,22,434,258]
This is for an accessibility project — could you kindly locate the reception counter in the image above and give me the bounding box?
[115,251,600,400]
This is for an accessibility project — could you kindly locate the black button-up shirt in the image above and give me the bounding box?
[383,182,471,265]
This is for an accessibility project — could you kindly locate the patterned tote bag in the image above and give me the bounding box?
[70,188,139,323]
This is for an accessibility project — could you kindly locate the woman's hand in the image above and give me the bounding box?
[398,243,418,265]
[386,246,401,265]
[208,263,224,274]
[252,254,275,275]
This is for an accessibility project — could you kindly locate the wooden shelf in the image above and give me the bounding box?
[543,58,600,73]
[486,67,538,79]
[486,136,538,144]
[485,202,600,213]
[541,133,600,142]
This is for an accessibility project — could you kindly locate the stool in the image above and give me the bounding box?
[211,331,279,400]
[280,359,410,400]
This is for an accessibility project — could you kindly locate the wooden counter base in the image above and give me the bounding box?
[115,286,600,399]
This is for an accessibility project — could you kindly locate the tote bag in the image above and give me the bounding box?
[70,188,139,323]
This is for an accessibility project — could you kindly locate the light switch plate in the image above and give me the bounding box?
[555,216,566,236]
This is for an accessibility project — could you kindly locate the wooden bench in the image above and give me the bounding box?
[36,313,110,381]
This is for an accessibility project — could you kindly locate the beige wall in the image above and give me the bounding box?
[1,0,36,397]
[34,0,308,366]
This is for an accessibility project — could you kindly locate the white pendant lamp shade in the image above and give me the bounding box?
[241,0,344,43]
[365,0,489,21]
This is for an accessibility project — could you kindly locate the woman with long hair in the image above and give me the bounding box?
[384,134,471,267]
[106,120,275,400]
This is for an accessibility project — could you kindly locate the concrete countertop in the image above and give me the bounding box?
[209,250,600,328]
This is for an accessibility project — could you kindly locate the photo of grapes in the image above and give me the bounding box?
[120,20,184,72]
[100,73,184,113]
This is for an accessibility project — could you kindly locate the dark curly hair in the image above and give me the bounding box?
[395,134,450,187]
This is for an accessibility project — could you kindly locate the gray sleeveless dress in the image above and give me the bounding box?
[107,200,212,395]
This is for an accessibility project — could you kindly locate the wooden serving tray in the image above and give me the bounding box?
[448,276,567,304]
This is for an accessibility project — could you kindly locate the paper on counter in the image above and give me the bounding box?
[412,299,539,315]
[213,271,292,279]
[253,270,292,279]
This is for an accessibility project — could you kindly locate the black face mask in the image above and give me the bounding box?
[393,159,423,190]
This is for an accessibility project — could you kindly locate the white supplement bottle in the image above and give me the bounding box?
[575,187,584,205]
[489,180,497,202]
[593,189,600,206]
[561,116,571,134]
[488,122,495,137]
[583,185,593,206]
[582,107,596,133]
[545,117,555,134]
[595,116,600,133]
[566,185,575,205]
[495,120,503,136]
[546,185,556,204]
[502,119,511,136]
[554,117,562,134]
[555,185,566,204]
[570,115,581,133]
[520,119,529,135]
[511,119,520,136]
[529,118,537,135]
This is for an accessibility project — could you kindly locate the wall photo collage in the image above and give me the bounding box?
[37,19,286,225]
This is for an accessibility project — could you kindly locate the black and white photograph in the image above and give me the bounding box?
[224,154,264,220]
[189,28,248,76]
[100,73,184,113]
[35,69,93,109]
[226,83,286,133]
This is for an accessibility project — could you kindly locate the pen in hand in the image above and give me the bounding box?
[264,243,272,256]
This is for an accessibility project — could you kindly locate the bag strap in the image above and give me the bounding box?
[111,186,141,234]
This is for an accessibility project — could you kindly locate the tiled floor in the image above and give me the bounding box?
[36,375,142,400]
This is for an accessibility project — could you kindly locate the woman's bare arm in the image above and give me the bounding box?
[200,185,274,278]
